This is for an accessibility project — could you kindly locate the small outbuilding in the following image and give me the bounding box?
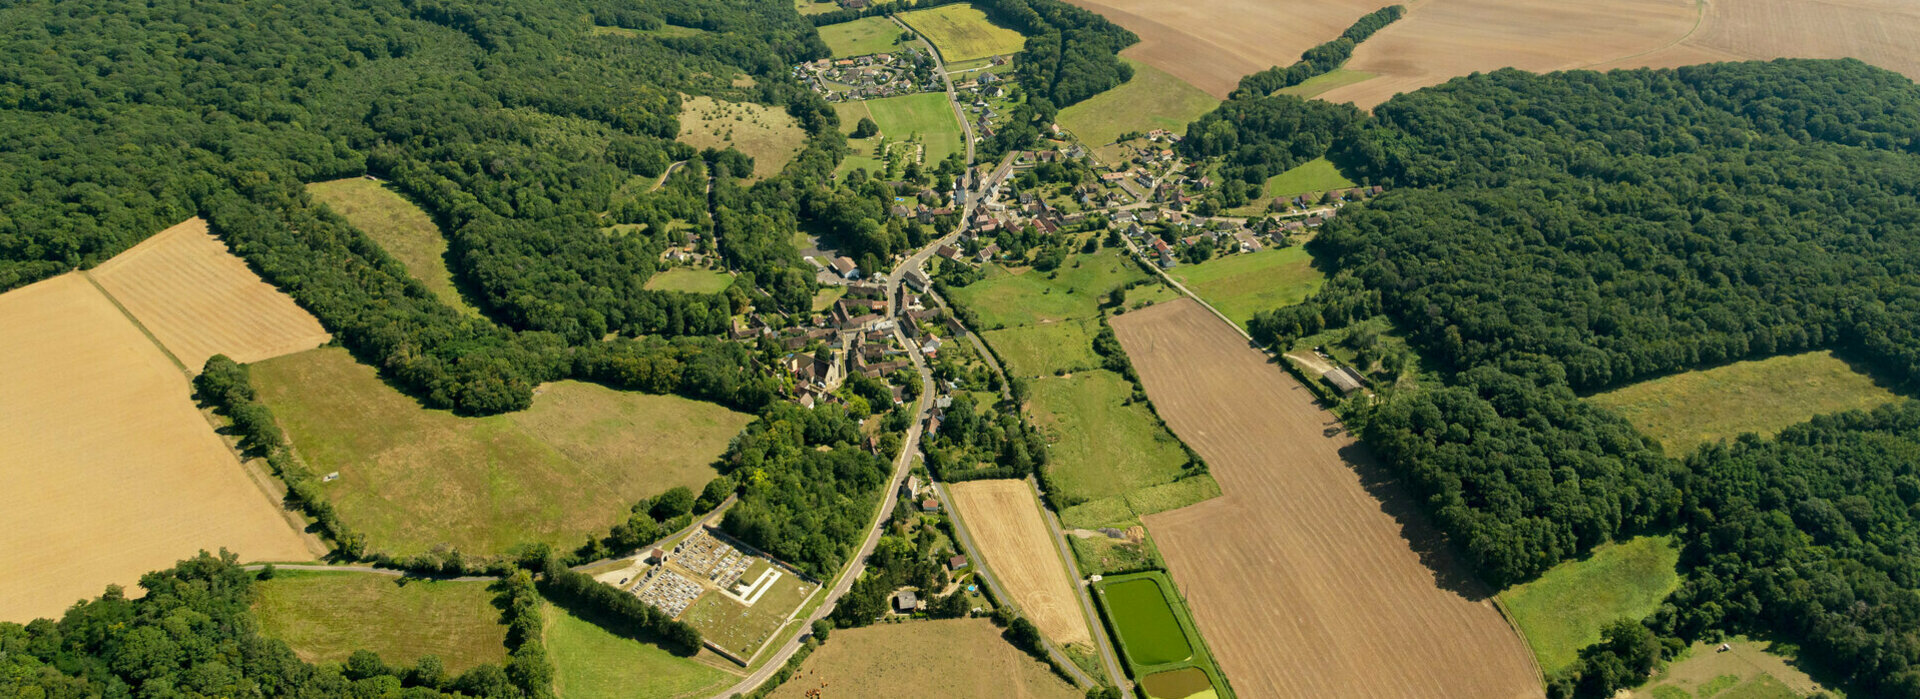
[893,590,920,613]
[1323,367,1365,395]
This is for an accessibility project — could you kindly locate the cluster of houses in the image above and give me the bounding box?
[1270,185,1385,214]
[795,51,939,102]
[954,65,1010,138]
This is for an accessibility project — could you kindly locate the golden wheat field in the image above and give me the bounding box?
[947,480,1092,647]
[88,218,330,371]
[1062,0,1386,98]
[0,273,317,623]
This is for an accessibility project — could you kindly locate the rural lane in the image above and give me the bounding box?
[1035,481,1131,695]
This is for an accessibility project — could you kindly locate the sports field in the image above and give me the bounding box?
[0,273,317,623]
[1110,299,1539,698]
[253,571,507,672]
[1056,58,1217,163]
[818,16,908,58]
[678,95,807,179]
[768,618,1079,699]
[948,480,1092,646]
[1168,247,1325,330]
[252,346,753,558]
[308,178,480,316]
[543,603,736,699]
[645,268,735,294]
[89,218,330,369]
[1061,0,1386,98]
[863,92,967,164]
[1589,350,1902,455]
[898,4,1026,63]
[1498,535,1681,674]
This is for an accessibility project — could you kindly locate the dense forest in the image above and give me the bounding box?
[1250,59,1920,697]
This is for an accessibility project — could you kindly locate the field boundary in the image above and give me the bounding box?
[936,480,1098,688]
[81,271,188,373]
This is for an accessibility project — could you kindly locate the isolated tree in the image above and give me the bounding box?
[852,117,879,139]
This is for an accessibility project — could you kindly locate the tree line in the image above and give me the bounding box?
[1229,5,1404,99]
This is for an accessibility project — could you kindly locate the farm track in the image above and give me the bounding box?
[1110,299,1541,699]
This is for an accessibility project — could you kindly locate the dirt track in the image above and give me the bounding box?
[90,218,330,370]
[1111,299,1540,699]
[948,480,1092,646]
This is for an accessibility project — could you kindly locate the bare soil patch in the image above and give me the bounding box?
[89,218,329,370]
[1110,298,1540,698]
[948,480,1092,646]
[768,618,1079,699]
[0,273,314,623]
[1061,0,1386,99]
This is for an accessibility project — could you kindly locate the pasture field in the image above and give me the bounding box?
[1276,69,1378,99]
[253,571,506,672]
[898,3,1026,63]
[948,479,1092,646]
[1631,637,1837,699]
[767,618,1079,699]
[1168,247,1324,330]
[308,178,480,316]
[1060,0,1385,98]
[863,92,967,164]
[644,267,735,294]
[819,16,909,57]
[946,251,1145,329]
[543,602,736,699]
[678,572,817,660]
[1110,299,1539,698]
[678,95,807,179]
[1056,58,1217,163]
[251,347,753,558]
[1589,350,1903,455]
[1498,535,1682,674]
[1028,371,1194,503]
[0,273,317,623]
[1260,157,1355,200]
[831,101,888,175]
[89,217,330,369]
[1093,572,1227,698]
[980,318,1098,378]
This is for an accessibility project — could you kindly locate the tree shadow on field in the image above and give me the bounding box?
[1337,441,1497,602]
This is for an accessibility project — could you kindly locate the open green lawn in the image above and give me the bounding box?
[679,573,818,660]
[982,318,1099,378]
[252,347,754,558]
[1262,157,1356,199]
[898,3,1025,63]
[862,91,966,164]
[543,603,734,699]
[1275,69,1377,99]
[1028,371,1191,502]
[1498,535,1682,674]
[645,268,734,294]
[1169,247,1325,330]
[254,571,506,672]
[818,17,908,58]
[948,251,1146,329]
[1057,58,1218,163]
[1588,350,1904,455]
[308,179,480,317]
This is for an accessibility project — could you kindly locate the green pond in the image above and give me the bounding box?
[1103,578,1192,667]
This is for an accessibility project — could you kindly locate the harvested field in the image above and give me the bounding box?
[254,571,507,672]
[948,480,1091,646]
[1110,298,1540,698]
[89,218,330,369]
[767,618,1079,699]
[678,95,807,179]
[0,273,315,623]
[1061,0,1384,98]
[307,178,479,316]
[1591,0,1920,80]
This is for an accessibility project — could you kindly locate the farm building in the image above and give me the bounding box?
[1323,367,1366,395]
[893,590,920,613]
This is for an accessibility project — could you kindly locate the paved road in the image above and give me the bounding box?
[1036,483,1130,695]
[932,481,1096,689]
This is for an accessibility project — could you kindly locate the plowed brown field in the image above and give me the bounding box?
[948,480,1091,646]
[0,274,317,623]
[90,218,329,370]
[1110,299,1540,699]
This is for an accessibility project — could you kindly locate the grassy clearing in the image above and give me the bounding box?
[1057,59,1218,163]
[794,0,840,16]
[1276,69,1378,99]
[948,251,1146,329]
[819,16,908,57]
[981,318,1099,378]
[1589,350,1903,455]
[308,179,479,317]
[678,95,807,179]
[863,91,967,164]
[1028,371,1190,502]
[897,3,1025,63]
[1261,157,1356,199]
[1631,637,1838,699]
[1069,531,1161,577]
[1498,535,1682,674]
[645,268,734,294]
[253,571,506,672]
[543,603,734,699]
[810,285,848,312]
[253,347,753,558]
[679,574,817,660]
[1169,247,1324,330]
